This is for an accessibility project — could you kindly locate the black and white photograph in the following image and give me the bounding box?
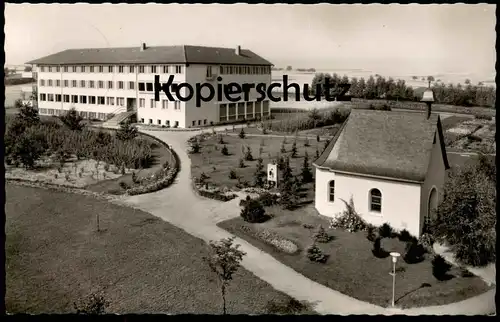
[3,3,496,316]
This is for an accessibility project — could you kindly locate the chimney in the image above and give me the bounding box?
[140,43,147,51]
[235,45,241,56]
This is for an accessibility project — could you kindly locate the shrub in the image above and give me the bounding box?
[474,114,493,121]
[265,298,309,315]
[229,169,238,179]
[366,225,378,242]
[221,145,229,155]
[306,243,328,263]
[378,223,393,238]
[313,225,332,243]
[329,197,367,233]
[372,237,390,258]
[418,233,435,254]
[240,199,268,223]
[103,163,110,172]
[460,267,474,277]
[116,120,138,141]
[257,229,299,254]
[256,192,279,207]
[218,135,225,144]
[244,146,253,161]
[238,158,245,168]
[398,229,414,242]
[432,255,452,281]
[280,142,286,153]
[189,139,201,154]
[291,141,297,158]
[403,240,426,264]
[119,181,129,189]
[131,172,139,184]
[239,128,246,138]
[302,223,314,229]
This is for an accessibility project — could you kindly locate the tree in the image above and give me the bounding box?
[60,108,84,131]
[24,66,32,72]
[427,76,435,88]
[286,66,293,71]
[10,131,45,169]
[239,128,246,138]
[116,120,138,141]
[301,151,313,183]
[308,108,321,128]
[254,157,266,187]
[291,140,297,158]
[16,102,40,127]
[74,290,109,315]
[431,154,496,267]
[203,237,246,315]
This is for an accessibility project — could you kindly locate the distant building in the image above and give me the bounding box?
[26,44,273,128]
[313,109,450,238]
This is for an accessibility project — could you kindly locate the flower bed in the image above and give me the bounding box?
[240,225,299,254]
[193,183,238,202]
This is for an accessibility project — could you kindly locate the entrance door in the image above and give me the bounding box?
[424,187,438,232]
[126,98,136,112]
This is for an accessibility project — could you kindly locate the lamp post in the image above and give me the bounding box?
[389,252,401,308]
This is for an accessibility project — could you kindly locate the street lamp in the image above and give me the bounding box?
[389,252,401,308]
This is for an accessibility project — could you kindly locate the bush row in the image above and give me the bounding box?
[240,225,299,254]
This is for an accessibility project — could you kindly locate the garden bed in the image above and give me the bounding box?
[218,204,492,309]
[444,118,496,153]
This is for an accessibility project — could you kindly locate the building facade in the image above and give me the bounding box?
[26,44,273,128]
[313,109,449,238]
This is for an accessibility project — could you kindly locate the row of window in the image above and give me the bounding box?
[38,108,109,120]
[140,118,179,127]
[138,98,181,110]
[39,65,183,74]
[40,93,125,106]
[207,65,271,77]
[329,182,382,212]
[39,79,139,90]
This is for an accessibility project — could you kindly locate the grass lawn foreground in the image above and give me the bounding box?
[5,184,313,314]
[218,205,492,309]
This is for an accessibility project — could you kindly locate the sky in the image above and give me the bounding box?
[4,4,496,77]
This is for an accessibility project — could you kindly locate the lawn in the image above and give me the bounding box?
[217,204,492,309]
[189,133,323,194]
[5,184,313,314]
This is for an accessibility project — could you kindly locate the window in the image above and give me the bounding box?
[79,95,87,104]
[174,101,180,110]
[204,119,207,125]
[175,121,179,127]
[56,66,60,72]
[107,81,113,89]
[162,100,168,109]
[220,66,224,75]
[98,81,104,89]
[48,94,54,102]
[328,181,335,202]
[118,81,124,89]
[118,66,124,73]
[72,66,77,73]
[63,95,70,103]
[206,66,212,78]
[158,119,161,125]
[198,120,201,126]
[72,80,77,88]
[146,83,153,92]
[139,66,145,73]
[370,189,382,212]
[139,98,145,108]
[140,118,144,123]
[63,80,69,87]
[40,79,45,86]
[192,120,196,126]
[149,119,153,124]
[117,97,124,106]
[80,66,85,73]
[71,95,78,103]
[129,65,135,73]
[138,82,145,91]
[55,80,60,87]
[98,113,106,120]
[55,94,62,102]
[89,80,95,88]
[107,97,115,105]
[166,120,170,126]
[90,66,94,73]
[98,96,105,105]
[48,109,55,115]
[48,80,53,86]
[150,65,157,73]
[48,66,52,73]
[108,65,114,73]
[40,66,45,72]
[40,93,47,101]
[89,112,96,119]
[80,80,86,88]
[98,66,104,73]
[128,81,135,90]
[150,99,156,108]
[39,108,47,114]
[175,65,182,73]
[163,65,169,73]
[89,96,96,104]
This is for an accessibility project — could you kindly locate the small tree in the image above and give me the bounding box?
[229,169,238,179]
[189,139,201,154]
[116,120,138,141]
[10,132,45,169]
[301,151,313,183]
[221,145,229,156]
[60,108,84,131]
[203,237,246,315]
[432,255,452,281]
[241,199,267,223]
[244,146,253,161]
[280,141,286,153]
[313,225,332,243]
[239,128,246,138]
[291,141,297,158]
[238,158,245,168]
[16,102,40,127]
[74,290,109,315]
[254,157,266,187]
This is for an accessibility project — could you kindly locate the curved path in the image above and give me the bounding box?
[112,129,495,316]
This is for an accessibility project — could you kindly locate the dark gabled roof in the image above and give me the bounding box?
[314,109,449,183]
[26,45,274,66]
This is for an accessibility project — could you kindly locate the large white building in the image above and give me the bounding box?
[26,44,273,128]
